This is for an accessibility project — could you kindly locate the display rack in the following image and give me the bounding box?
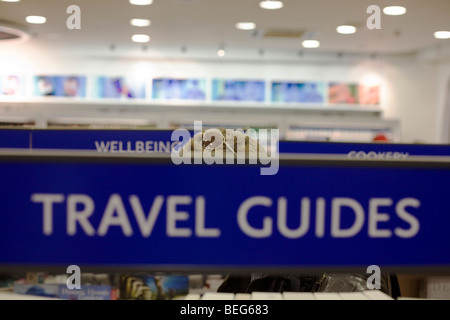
[0,99,398,142]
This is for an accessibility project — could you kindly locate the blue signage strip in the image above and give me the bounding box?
[0,152,449,273]
[2,128,450,157]
[31,129,184,153]
[28,128,450,157]
[0,128,30,149]
[278,140,450,157]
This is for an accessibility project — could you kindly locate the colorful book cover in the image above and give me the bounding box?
[212,79,265,102]
[14,284,59,298]
[33,75,87,98]
[120,274,189,300]
[92,76,146,99]
[0,75,26,96]
[271,81,324,103]
[152,78,206,100]
[328,82,358,104]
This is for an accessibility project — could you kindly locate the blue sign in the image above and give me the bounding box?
[0,128,30,149]
[0,153,448,273]
[278,140,450,157]
[1,128,450,158]
[31,129,185,153]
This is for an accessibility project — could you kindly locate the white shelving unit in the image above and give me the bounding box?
[0,98,400,142]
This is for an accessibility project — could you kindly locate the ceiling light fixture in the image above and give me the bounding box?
[129,0,153,5]
[336,25,356,34]
[235,22,256,30]
[1,0,21,2]
[131,34,150,43]
[259,0,283,10]
[130,18,151,27]
[0,22,30,42]
[302,40,320,48]
[383,6,406,16]
[25,16,47,24]
[434,31,450,39]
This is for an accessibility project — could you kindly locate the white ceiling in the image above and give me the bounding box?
[0,0,449,59]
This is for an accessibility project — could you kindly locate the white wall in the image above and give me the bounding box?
[0,40,447,143]
[382,54,440,143]
[436,61,450,144]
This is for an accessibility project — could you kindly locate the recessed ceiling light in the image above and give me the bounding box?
[25,16,47,24]
[259,0,283,10]
[302,40,320,48]
[235,22,256,30]
[217,48,225,57]
[130,18,151,27]
[1,0,21,2]
[383,6,406,15]
[434,31,450,39]
[336,25,356,34]
[131,34,150,43]
[129,0,153,5]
